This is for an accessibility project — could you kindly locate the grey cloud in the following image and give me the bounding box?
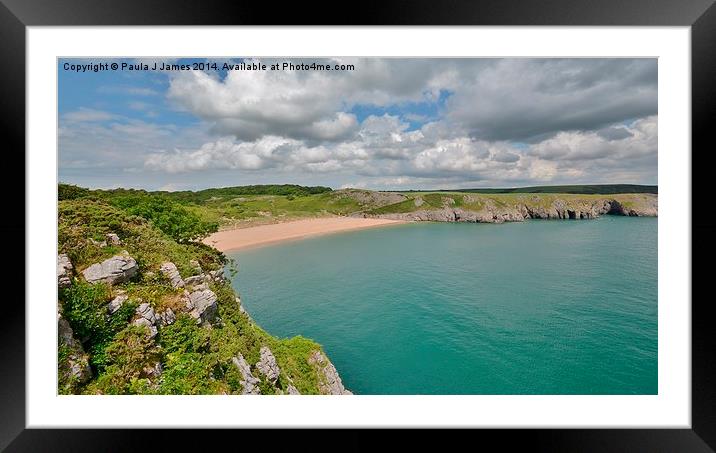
[447,59,657,142]
[597,126,634,141]
[491,149,520,163]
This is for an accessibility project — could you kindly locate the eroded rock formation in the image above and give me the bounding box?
[58,313,92,385]
[309,350,352,395]
[367,196,657,224]
[82,252,138,285]
[57,254,74,288]
[232,354,261,395]
[256,346,280,385]
[160,262,185,288]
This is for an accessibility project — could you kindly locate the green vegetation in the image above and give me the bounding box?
[58,183,658,233]
[58,186,219,243]
[160,184,333,203]
[58,187,335,395]
[107,194,218,243]
[60,282,138,372]
[58,183,91,200]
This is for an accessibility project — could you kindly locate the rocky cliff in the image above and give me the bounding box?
[57,199,351,395]
[357,193,657,224]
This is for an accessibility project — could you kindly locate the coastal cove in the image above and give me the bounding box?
[228,216,658,395]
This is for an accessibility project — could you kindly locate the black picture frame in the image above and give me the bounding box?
[2,0,714,450]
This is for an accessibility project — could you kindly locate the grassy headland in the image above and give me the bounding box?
[61,183,657,231]
[57,186,350,395]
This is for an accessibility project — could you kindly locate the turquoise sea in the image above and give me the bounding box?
[228,216,657,394]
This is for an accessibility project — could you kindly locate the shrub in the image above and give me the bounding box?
[88,324,162,394]
[108,195,218,243]
[159,352,225,394]
[59,282,137,372]
[58,183,90,200]
[159,314,204,354]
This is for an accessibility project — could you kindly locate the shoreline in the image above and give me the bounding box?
[203,217,406,252]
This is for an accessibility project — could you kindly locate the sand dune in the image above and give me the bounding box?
[203,217,405,252]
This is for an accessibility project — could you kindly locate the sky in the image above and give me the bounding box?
[58,58,657,191]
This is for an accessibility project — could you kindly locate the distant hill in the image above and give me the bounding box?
[158,184,333,203]
[401,184,657,195]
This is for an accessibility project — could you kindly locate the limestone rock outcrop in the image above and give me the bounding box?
[105,233,122,246]
[232,354,261,394]
[57,254,74,288]
[58,313,92,384]
[308,350,352,395]
[184,275,205,287]
[184,287,218,324]
[107,293,128,314]
[256,346,280,385]
[133,303,158,338]
[208,269,225,283]
[156,307,176,327]
[82,252,138,285]
[160,262,185,288]
[367,195,658,224]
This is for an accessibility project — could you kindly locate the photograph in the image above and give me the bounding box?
[56,57,658,396]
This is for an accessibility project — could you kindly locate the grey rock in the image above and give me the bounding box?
[286,385,300,395]
[107,293,128,314]
[156,308,176,327]
[88,238,108,247]
[208,269,225,283]
[232,355,261,395]
[58,314,92,384]
[369,196,660,225]
[133,303,158,338]
[159,262,185,288]
[185,288,218,324]
[133,318,157,338]
[82,252,138,285]
[136,303,157,322]
[308,351,352,395]
[191,282,209,292]
[256,346,280,385]
[57,254,74,288]
[184,275,205,287]
[105,233,122,246]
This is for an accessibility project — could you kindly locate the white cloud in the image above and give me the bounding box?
[140,112,657,189]
[530,116,657,161]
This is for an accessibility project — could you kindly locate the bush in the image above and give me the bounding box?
[59,282,137,372]
[108,195,218,243]
[88,324,162,394]
[159,352,226,394]
[159,314,206,354]
[58,183,90,200]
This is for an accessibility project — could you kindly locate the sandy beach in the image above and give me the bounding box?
[203,217,405,252]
